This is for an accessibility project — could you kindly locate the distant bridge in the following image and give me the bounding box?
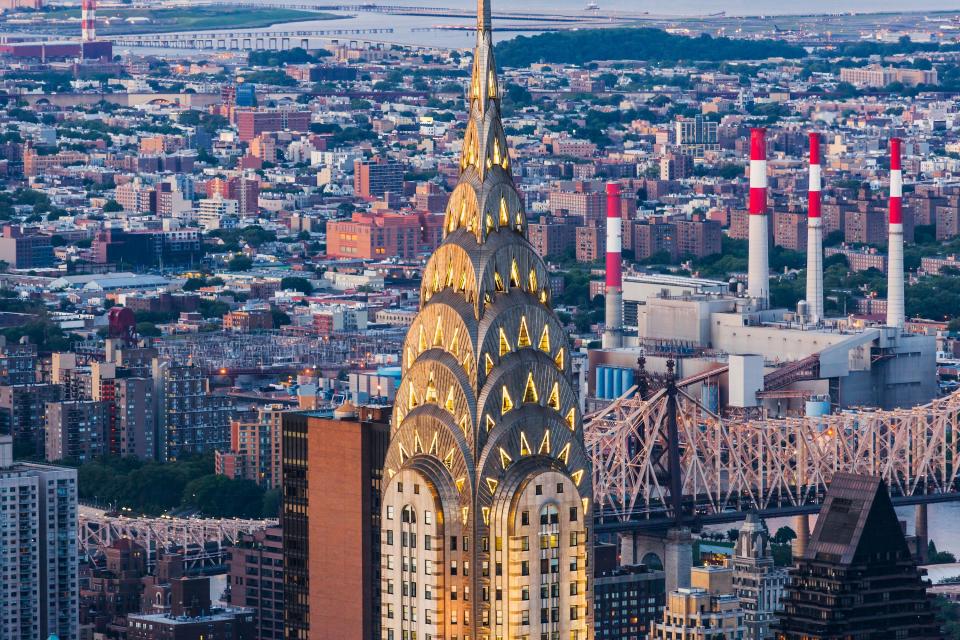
[111,27,394,51]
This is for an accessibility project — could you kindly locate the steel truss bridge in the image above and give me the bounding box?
[585,368,960,532]
[153,330,404,377]
[79,506,275,570]
[111,28,395,51]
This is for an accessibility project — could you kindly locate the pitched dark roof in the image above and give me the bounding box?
[805,472,910,565]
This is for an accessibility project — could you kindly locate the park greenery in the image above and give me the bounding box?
[494,28,806,67]
[69,454,280,519]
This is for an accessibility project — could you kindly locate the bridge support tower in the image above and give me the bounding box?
[619,527,692,593]
[792,514,810,559]
[916,503,929,563]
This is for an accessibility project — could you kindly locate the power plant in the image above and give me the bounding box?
[81,0,96,42]
[603,181,623,349]
[592,130,936,415]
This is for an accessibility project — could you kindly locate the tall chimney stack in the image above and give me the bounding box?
[603,182,623,349]
[887,138,905,329]
[805,132,824,324]
[748,128,769,307]
[82,0,96,43]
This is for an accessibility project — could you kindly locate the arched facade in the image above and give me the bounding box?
[379,2,593,639]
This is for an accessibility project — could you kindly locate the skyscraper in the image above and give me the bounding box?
[379,2,594,639]
[776,473,941,640]
[0,434,78,640]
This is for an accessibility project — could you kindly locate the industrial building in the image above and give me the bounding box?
[592,130,937,415]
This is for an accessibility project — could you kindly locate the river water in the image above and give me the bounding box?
[111,0,960,53]
[756,503,960,583]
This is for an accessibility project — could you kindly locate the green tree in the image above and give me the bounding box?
[228,255,253,271]
[103,200,123,213]
[182,475,265,518]
[280,276,313,295]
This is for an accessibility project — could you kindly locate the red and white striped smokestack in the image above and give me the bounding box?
[805,132,824,324]
[602,182,623,349]
[82,0,96,43]
[748,128,770,307]
[887,138,905,329]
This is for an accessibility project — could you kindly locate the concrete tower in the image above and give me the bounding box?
[81,0,96,42]
[748,128,770,307]
[887,138,905,329]
[379,1,593,639]
[603,182,623,348]
[805,132,824,324]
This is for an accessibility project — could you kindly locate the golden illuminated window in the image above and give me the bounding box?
[445,386,456,412]
[519,431,532,456]
[509,260,521,288]
[555,347,565,370]
[501,386,513,414]
[539,325,550,352]
[425,373,438,403]
[498,328,511,356]
[494,271,504,293]
[486,213,494,234]
[528,269,538,293]
[433,320,444,347]
[547,382,560,410]
[539,430,551,455]
[518,316,531,348]
[523,372,538,403]
[566,407,576,431]
[485,353,494,375]
[498,447,512,470]
[499,197,509,226]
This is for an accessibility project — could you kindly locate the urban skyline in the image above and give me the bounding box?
[1,0,960,639]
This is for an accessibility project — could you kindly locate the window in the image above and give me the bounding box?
[386,530,394,545]
[387,506,395,520]
[451,561,458,576]
[450,536,458,551]
[535,484,542,495]
[569,532,578,547]
[521,587,530,601]
[556,483,564,494]
[521,510,530,526]
[451,586,458,601]
[425,535,432,550]
[569,507,577,522]
[425,510,432,524]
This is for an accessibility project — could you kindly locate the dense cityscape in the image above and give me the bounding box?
[5,0,960,639]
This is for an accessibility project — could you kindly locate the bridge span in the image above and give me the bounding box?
[585,370,960,530]
[111,27,395,51]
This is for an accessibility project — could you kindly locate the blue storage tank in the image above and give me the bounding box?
[701,384,719,415]
[805,398,831,417]
[596,368,607,399]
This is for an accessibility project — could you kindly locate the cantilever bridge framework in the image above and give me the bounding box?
[585,380,960,530]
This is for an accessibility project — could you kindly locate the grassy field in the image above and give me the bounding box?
[9,6,338,35]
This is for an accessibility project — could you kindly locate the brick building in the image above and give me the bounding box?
[226,525,284,640]
[0,225,54,269]
[576,221,605,262]
[282,404,390,640]
[236,110,310,142]
[773,210,807,251]
[527,216,577,258]
[354,158,404,199]
[326,212,422,260]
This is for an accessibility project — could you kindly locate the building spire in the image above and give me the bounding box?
[478,0,491,32]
